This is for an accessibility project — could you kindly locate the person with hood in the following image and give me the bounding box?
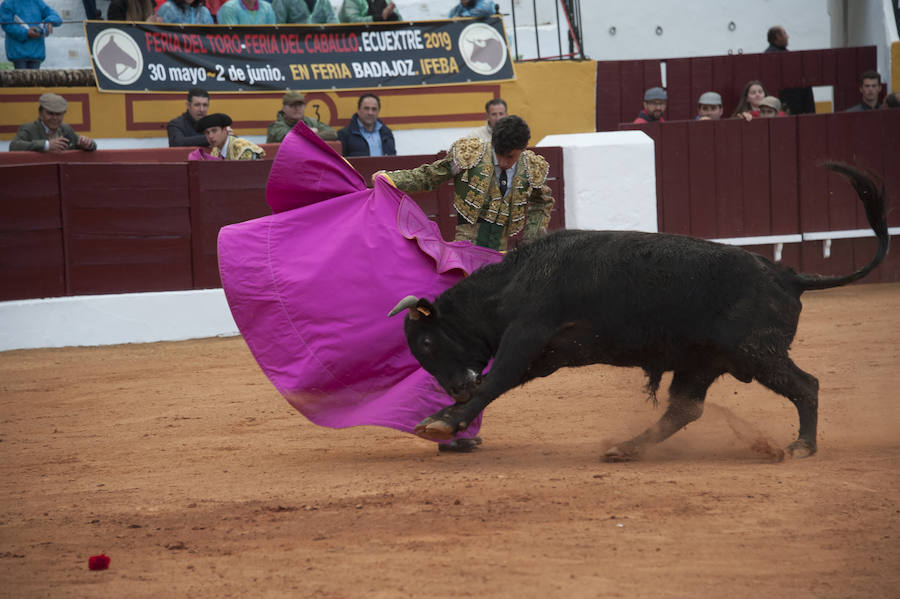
[0,0,62,69]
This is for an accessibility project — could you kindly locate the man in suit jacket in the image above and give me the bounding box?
[9,93,96,152]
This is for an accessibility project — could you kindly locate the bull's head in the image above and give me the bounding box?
[389,295,487,402]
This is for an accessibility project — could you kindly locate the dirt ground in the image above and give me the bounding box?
[1,283,899,598]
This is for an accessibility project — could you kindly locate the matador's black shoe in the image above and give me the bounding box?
[438,437,483,453]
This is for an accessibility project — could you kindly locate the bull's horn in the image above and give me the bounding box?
[388,295,420,317]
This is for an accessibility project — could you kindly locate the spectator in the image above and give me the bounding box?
[758,96,782,118]
[764,26,788,52]
[82,0,101,18]
[339,0,399,22]
[108,0,161,20]
[191,113,265,160]
[217,0,275,24]
[273,0,336,23]
[9,93,96,152]
[156,0,213,23]
[846,71,883,112]
[448,0,494,18]
[266,91,337,143]
[884,91,900,109]
[381,115,554,256]
[633,87,667,123]
[0,0,62,70]
[467,97,507,142]
[732,80,767,121]
[337,93,396,157]
[696,91,723,120]
[168,87,212,147]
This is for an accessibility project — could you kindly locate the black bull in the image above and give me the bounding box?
[389,162,890,460]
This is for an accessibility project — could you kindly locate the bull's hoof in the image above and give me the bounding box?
[603,443,641,462]
[787,439,817,459]
[414,403,471,441]
[414,418,456,441]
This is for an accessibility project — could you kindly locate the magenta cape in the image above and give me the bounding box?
[217,123,502,437]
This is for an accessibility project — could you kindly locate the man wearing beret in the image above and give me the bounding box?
[190,113,265,161]
[266,91,337,143]
[9,93,96,152]
[633,87,667,123]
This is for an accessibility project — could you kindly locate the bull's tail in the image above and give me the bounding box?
[796,161,890,291]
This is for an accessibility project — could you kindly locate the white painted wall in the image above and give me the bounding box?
[536,130,657,233]
[0,289,238,351]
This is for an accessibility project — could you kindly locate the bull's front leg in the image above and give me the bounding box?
[414,322,553,441]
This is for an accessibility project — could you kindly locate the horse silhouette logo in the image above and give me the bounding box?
[458,22,508,76]
[92,29,143,86]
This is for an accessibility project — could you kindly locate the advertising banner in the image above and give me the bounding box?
[84,17,514,93]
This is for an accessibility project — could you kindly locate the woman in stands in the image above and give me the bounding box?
[107,0,160,20]
[732,80,767,121]
[156,0,213,24]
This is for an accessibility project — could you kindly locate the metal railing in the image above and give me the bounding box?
[506,0,585,61]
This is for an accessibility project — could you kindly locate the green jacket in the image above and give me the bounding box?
[338,0,401,22]
[386,137,554,249]
[272,0,337,23]
[266,111,338,143]
[9,119,96,152]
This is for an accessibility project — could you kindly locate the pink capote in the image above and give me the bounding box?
[217,123,502,438]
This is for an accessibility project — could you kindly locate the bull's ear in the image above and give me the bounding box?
[414,298,435,320]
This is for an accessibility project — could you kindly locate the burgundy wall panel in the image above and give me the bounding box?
[768,117,799,236]
[659,122,691,235]
[796,114,830,233]
[665,58,693,121]
[595,61,622,132]
[0,164,65,300]
[739,120,771,236]
[61,163,192,295]
[713,119,744,237]
[686,122,717,237]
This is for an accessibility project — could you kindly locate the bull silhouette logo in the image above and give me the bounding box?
[92,29,143,86]
[458,23,509,76]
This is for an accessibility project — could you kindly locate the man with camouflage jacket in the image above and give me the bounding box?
[381,115,554,251]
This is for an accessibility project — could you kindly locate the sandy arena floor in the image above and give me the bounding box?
[1,282,899,598]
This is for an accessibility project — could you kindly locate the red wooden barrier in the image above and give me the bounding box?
[1,147,566,300]
[61,163,193,295]
[0,164,65,300]
[622,109,900,283]
[596,47,878,131]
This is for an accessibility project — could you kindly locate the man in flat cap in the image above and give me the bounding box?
[266,91,337,143]
[9,93,96,152]
[696,91,723,120]
[190,113,265,161]
[634,87,667,123]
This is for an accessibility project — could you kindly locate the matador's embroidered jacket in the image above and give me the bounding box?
[385,137,555,250]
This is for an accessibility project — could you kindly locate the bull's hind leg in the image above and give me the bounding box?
[604,367,720,462]
[752,357,819,458]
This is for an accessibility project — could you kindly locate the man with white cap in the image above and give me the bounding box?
[9,93,96,152]
[696,91,723,120]
[633,87,667,123]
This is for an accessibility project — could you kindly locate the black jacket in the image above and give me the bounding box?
[167,111,208,148]
[337,114,396,157]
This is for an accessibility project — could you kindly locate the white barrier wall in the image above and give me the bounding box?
[537,130,657,233]
[0,289,238,351]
